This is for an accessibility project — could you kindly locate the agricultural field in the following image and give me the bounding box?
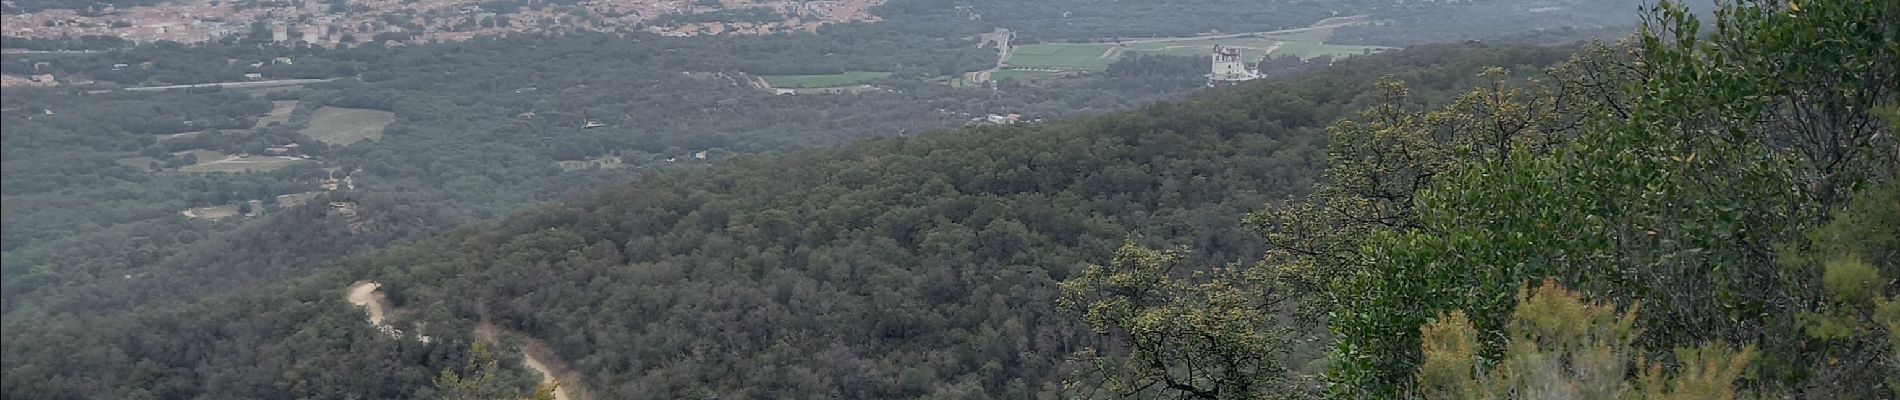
[1004,43,1118,70]
[990,69,1059,81]
[179,154,309,173]
[759,71,892,88]
[254,100,298,128]
[274,191,323,208]
[1125,38,1283,59]
[769,85,881,95]
[1122,28,1392,61]
[1269,41,1388,60]
[239,85,306,96]
[1008,27,1394,71]
[181,204,241,220]
[301,106,394,145]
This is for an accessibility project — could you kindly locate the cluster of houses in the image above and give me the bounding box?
[3,0,886,47]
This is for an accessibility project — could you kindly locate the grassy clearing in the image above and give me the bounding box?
[1122,29,1392,61]
[240,84,306,97]
[991,69,1058,81]
[182,204,241,220]
[1126,37,1283,59]
[1005,43,1118,70]
[760,71,892,88]
[179,155,308,173]
[274,191,323,207]
[255,100,298,128]
[301,106,394,145]
[769,85,881,95]
[1126,39,1388,61]
[1272,41,1389,60]
[1260,27,1335,43]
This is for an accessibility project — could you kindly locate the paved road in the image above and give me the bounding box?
[122,78,336,91]
[968,28,1013,84]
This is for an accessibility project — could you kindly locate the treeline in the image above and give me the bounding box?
[316,42,1580,399]
[5,41,1576,399]
[1064,1,1899,398]
[0,24,1220,311]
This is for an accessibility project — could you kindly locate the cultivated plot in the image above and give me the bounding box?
[179,154,309,173]
[1007,27,1394,71]
[1004,43,1118,71]
[990,69,1059,81]
[759,71,892,88]
[254,100,299,128]
[301,106,394,145]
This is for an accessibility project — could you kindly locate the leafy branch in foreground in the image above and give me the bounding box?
[1058,243,1306,400]
[1417,279,1757,400]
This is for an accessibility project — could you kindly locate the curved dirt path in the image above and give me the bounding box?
[520,342,572,400]
[347,281,390,325]
[348,281,575,400]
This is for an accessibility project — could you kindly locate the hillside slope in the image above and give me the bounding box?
[0,43,1579,399]
[357,43,1579,399]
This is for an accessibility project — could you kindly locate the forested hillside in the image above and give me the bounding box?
[0,28,1214,317]
[6,0,1890,399]
[1,42,1578,399]
[1063,0,1897,398]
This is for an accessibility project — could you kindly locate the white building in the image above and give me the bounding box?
[1208,45,1261,86]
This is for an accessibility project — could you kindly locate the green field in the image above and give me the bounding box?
[239,84,308,97]
[991,69,1058,81]
[1125,38,1282,59]
[1271,41,1389,60]
[1005,43,1119,70]
[254,100,298,128]
[179,155,309,173]
[760,71,892,88]
[121,149,230,171]
[182,204,241,220]
[1011,28,1394,71]
[301,106,394,145]
[274,191,323,208]
[1122,28,1393,61]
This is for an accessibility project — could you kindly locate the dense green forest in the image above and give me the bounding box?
[1063,0,1898,398]
[6,0,1892,399]
[0,32,1226,318]
[2,39,1580,398]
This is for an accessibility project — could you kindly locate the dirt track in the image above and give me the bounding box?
[346,281,390,326]
[348,281,577,400]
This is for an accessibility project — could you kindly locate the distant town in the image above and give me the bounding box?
[2,0,883,46]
